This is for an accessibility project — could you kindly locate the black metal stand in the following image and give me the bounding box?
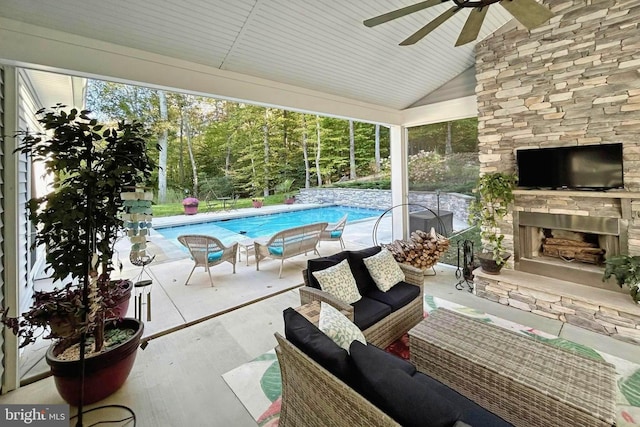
[455,239,475,292]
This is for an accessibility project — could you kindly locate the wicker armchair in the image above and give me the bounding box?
[300,261,424,349]
[177,235,238,287]
[318,214,348,249]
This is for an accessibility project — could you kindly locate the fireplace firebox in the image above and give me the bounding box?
[515,212,625,293]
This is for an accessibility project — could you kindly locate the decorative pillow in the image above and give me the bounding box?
[319,302,366,352]
[306,251,350,289]
[348,246,382,294]
[363,248,405,292]
[312,259,361,304]
[330,230,343,238]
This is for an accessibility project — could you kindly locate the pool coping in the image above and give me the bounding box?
[152,203,380,229]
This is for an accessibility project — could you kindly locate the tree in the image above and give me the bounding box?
[263,109,271,197]
[445,121,453,155]
[349,120,356,179]
[158,91,169,202]
[374,124,381,174]
[315,115,322,186]
[302,115,311,189]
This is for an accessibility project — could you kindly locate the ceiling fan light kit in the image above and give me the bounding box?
[364,0,554,46]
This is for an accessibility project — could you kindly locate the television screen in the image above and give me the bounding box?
[516,143,623,190]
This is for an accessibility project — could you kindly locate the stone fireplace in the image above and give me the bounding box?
[471,0,640,342]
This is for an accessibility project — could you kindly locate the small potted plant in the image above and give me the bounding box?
[182,197,199,215]
[602,255,640,304]
[276,178,296,204]
[469,172,517,274]
[1,105,158,406]
[252,198,264,208]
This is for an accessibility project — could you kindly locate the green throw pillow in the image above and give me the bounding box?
[319,302,366,353]
[312,259,361,304]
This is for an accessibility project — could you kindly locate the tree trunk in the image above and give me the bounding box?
[185,119,198,197]
[302,115,310,189]
[315,115,322,186]
[349,120,356,180]
[445,121,453,156]
[179,108,185,187]
[225,134,232,176]
[263,110,270,198]
[158,91,168,203]
[374,123,381,174]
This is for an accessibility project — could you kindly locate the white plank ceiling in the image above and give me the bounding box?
[0,0,516,110]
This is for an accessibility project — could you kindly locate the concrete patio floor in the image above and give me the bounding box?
[3,261,638,427]
[9,204,637,426]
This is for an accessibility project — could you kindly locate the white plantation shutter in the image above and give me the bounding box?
[0,65,6,387]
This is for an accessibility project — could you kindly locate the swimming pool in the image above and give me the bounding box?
[155,205,385,249]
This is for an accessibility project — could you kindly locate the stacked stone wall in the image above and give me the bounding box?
[515,194,622,218]
[296,188,473,224]
[475,273,640,344]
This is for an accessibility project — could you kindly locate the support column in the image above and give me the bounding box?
[2,65,19,393]
[389,125,408,241]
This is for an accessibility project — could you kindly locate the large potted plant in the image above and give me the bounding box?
[1,105,157,406]
[602,255,640,304]
[469,172,517,274]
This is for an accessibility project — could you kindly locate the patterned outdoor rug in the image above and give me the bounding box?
[222,294,640,427]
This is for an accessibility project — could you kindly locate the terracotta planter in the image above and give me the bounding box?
[252,201,263,208]
[184,205,198,215]
[284,197,295,205]
[477,252,511,275]
[109,280,133,318]
[46,318,143,405]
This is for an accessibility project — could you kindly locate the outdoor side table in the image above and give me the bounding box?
[409,308,616,427]
[217,196,231,210]
[237,238,255,266]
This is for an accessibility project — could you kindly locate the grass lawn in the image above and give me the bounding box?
[152,194,288,217]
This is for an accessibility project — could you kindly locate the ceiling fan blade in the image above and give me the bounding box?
[364,0,445,27]
[455,6,489,46]
[400,6,461,46]
[499,0,554,30]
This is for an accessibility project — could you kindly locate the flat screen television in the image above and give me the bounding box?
[516,143,624,190]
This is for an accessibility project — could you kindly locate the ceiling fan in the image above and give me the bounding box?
[363,0,554,47]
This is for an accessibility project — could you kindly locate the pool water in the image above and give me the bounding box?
[155,206,384,250]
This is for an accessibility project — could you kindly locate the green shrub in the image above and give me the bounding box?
[408,152,479,195]
[332,179,390,189]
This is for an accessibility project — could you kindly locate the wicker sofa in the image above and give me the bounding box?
[300,246,424,348]
[275,307,513,427]
[254,221,327,278]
